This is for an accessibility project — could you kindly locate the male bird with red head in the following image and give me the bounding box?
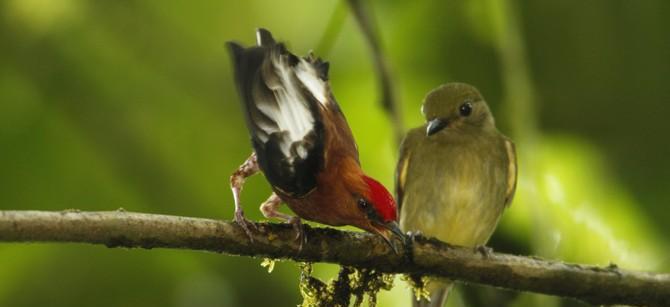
[227,29,402,249]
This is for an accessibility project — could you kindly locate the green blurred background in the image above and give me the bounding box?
[1,0,668,306]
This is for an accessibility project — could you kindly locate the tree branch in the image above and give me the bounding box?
[0,210,668,306]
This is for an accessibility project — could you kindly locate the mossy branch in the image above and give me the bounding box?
[0,210,668,306]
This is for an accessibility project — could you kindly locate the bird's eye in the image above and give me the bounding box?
[357,198,369,210]
[459,102,473,117]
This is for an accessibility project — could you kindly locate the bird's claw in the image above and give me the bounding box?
[475,245,493,258]
[234,209,257,241]
[289,216,306,251]
[406,231,423,242]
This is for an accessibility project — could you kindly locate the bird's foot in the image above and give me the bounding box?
[289,216,306,251]
[407,230,423,237]
[475,245,493,258]
[229,152,260,242]
[258,193,305,250]
[406,230,423,242]
[234,209,257,241]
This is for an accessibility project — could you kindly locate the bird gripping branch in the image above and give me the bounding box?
[227,29,403,250]
[397,83,517,306]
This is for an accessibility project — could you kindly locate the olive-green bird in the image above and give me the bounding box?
[396,83,517,307]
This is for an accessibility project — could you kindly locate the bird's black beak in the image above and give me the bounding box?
[385,221,405,239]
[426,118,448,136]
[376,221,406,254]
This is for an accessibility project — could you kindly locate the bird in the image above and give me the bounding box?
[226,28,403,249]
[396,83,517,306]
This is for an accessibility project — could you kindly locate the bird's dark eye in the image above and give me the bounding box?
[459,102,473,117]
[357,198,369,210]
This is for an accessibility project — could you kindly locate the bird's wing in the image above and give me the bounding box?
[503,138,517,207]
[395,128,422,213]
[227,29,334,197]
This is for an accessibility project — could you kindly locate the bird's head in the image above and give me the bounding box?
[345,175,403,251]
[421,83,495,136]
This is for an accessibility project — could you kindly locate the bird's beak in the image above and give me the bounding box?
[426,118,448,136]
[375,221,406,254]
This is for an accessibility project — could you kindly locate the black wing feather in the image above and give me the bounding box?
[227,29,327,197]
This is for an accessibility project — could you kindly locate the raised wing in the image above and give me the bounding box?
[227,29,332,197]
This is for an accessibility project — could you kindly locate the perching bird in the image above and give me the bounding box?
[227,28,402,249]
[396,83,517,306]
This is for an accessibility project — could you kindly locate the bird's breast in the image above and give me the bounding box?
[400,137,508,247]
[279,186,349,227]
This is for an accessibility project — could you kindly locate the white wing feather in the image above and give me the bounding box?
[253,54,327,162]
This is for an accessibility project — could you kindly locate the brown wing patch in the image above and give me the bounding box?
[395,129,421,213]
[503,139,518,207]
[396,149,411,211]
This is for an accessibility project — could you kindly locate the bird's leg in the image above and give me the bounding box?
[260,193,306,249]
[289,216,306,251]
[475,245,494,258]
[260,193,290,220]
[230,152,259,240]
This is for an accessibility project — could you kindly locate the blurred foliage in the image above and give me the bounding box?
[1,0,669,306]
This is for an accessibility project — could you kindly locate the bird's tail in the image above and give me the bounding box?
[412,280,453,307]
